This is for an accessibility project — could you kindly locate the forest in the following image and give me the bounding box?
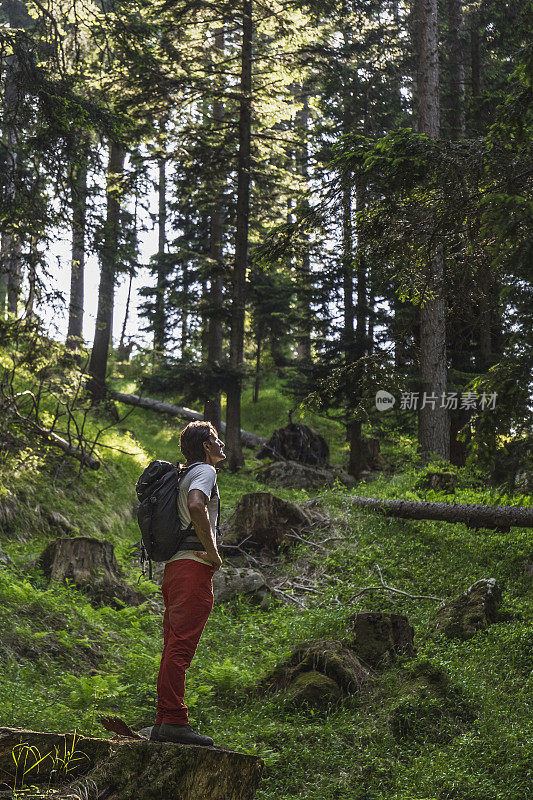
[0,0,531,798]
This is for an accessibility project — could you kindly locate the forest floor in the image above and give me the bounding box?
[0,359,531,800]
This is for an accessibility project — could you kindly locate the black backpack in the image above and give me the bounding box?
[136,461,194,578]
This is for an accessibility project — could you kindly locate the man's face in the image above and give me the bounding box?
[204,433,226,464]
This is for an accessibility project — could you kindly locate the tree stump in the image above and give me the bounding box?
[221,493,327,552]
[360,438,386,471]
[434,578,503,639]
[348,612,416,666]
[38,537,146,608]
[254,461,356,491]
[0,729,263,800]
[259,640,369,700]
[257,422,330,465]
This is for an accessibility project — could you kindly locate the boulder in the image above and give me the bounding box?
[254,461,356,491]
[259,640,369,698]
[257,422,329,466]
[348,612,416,666]
[222,493,327,552]
[0,728,263,800]
[213,566,271,609]
[284,670,342,708]
[38,537,146,609]
[434,578,503,639]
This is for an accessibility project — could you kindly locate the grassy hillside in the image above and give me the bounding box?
[0,353,531,800]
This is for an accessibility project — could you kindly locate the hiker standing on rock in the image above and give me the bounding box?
[152,421,225,746]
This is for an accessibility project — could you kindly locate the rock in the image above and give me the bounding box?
[284,670,342,708]
[257,422,330,466]
[259,640,369,697]
[38,537,146,609]
[434,578,503,639]
[222,493,327,552]
[213,566,271,609]
[0,728,263,800]
[348,612,416,666]
[254,461,356,491]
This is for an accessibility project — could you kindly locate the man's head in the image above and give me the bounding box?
[180,421,226,466]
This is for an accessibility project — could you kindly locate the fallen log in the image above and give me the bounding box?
[349,495,533,530]
[110,391,266,448]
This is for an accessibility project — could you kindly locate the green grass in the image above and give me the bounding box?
[0,350,532,800]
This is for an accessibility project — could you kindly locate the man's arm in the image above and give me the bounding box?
[188,489,222,570]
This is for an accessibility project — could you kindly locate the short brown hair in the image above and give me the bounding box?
[180,421,218,463]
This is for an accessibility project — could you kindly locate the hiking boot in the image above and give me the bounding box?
[149,725,160,742]
[158,723,214,747]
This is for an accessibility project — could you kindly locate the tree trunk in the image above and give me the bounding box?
[469,11,481,132]
[295,90,312,361]
[446,0,465,139]
[350,494,533,530]
[153,119,167,360]
[414,0,450,461]
[117,268,134,360]
[204,28,225,434]
[66,152,88,347]
[180,261,189,359]
[1,2,25,319]
[253,322,262,403]
[226,0,252,471]
[88,143,125,401]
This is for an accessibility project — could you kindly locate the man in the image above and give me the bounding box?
[152,421,225,746]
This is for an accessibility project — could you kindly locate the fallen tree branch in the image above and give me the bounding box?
[350,585,444,603]
[349,494,533,530]
[2,398,100,470]
[110,391,266,448]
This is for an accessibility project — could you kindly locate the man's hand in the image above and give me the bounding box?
[194,550,222,570]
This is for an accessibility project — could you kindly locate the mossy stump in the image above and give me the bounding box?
[434,578,503,639]
[38,537,146,608]
[0,729,263,800]
[348,612,416,666]
[259,640,369,705]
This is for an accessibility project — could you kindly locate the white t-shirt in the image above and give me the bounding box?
[166,462,219,566]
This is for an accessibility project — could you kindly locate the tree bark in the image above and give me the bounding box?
[66,151,88,347]
[414,0,450,461]
[88,144,125,401]
[153,118,167,360]
[1,0,26,319]
[253,322,262,403]
[204,28,226,434]
[295,90,312,361]
[117,268,134,359]
[446,0,465,139]
[110,391,265,448]
[350,494,533,530]
[226,0,252,471]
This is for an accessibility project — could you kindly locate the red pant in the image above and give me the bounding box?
[155,558,215,725]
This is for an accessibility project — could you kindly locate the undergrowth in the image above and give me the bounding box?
[0,349,531,800]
